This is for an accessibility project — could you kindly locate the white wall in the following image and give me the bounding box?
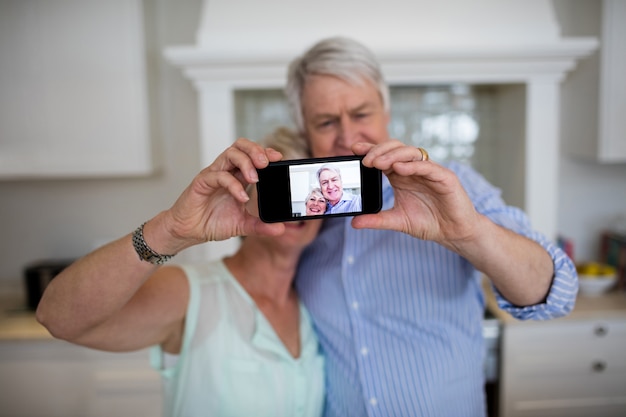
[0,0,624,291]
[0,0,205,291]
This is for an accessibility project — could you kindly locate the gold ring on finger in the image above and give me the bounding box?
[417,147,429,162]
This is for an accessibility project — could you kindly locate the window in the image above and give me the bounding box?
[234,84,497,171]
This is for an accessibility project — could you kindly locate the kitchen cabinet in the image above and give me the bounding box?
[567,0,626,163]
[0,298,161,417]
[0,340,161,417]
[496,293,626,417]
[0,0,152,179]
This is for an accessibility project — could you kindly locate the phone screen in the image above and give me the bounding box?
[256,155,382,223]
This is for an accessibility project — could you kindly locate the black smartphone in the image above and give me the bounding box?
[256,155,382,223]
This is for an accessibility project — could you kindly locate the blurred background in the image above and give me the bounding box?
[0,1,625,416]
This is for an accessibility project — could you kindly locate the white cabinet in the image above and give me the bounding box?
[499,307,626,417]
[0,339,162,417]
[0,0,152,179]
[567,0,626,163]
[596,0,626,162]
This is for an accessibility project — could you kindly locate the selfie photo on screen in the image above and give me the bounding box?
[289,160,362,217]
[256,155,381,223]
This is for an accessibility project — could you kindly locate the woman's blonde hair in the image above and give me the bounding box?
[305,187,325,202]
[259,126,310,160]
[245,127,310,196]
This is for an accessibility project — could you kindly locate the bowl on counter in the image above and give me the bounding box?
[577,262,617,297]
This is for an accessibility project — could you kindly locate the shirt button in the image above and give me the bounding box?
[370,397,378,406]
[352,301,359,310]
[361,347,369,356]
[347,255,355,265]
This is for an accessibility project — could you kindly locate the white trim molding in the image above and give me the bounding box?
[163,1,597,260]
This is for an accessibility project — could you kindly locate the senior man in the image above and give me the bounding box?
[316,164,361,214]
[286,36,578,417]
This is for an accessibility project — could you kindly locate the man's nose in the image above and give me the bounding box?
[337,117,359,149]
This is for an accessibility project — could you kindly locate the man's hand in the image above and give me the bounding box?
[352,140,555,307]
[352,140,481,250]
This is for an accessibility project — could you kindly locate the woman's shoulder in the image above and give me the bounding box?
[175,260,250,310]
[175,260,232,286]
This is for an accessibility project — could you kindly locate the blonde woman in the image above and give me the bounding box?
[37,128,325,417]
[305,187,327,216]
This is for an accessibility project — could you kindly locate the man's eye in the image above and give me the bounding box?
[317,120,334,129]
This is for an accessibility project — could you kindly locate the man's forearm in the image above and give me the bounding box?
[452,214,554,307]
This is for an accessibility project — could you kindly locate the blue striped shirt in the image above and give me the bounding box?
[327,192,362,215]
[295,162,578,417]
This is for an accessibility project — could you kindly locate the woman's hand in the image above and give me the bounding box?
[150,138,286,255]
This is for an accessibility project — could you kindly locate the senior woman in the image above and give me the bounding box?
[36,127,325,417]
[305,187,327,216]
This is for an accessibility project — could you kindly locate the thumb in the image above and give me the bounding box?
[245,217,286,237]
[351,210,403,232]
[351,142,375,157]
[351,212,386,230]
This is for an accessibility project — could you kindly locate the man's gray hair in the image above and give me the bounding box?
[316,164,342,182]
[285,36,390,134]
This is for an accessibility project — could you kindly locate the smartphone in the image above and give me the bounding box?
[256,155,382,223]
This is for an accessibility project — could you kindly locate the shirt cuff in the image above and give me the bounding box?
[493,238,579,320]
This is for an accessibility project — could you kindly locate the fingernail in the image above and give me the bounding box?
[249,170,258,182]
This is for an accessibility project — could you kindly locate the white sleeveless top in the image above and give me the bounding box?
[150,261,325,417]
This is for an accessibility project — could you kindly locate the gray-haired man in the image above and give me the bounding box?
[317,164,361,214]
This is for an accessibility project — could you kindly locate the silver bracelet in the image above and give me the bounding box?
[132,222,175,265]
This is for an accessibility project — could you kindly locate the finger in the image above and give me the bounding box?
[228,140,285,183]
[388,156,451,183]
[202,170,250,202]
[390,160,429,177]
[351,142,375,157]
[233,138,286,167]
[210,140,266,184]
[351,210,407,232]
[367,144,427,171]
[232,138,271,168]
[354,140,410,170]
[265,147,285,162]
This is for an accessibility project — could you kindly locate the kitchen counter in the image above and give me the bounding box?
[483,279,626,323]
[0,296,52,340]
[4,282,626,340]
